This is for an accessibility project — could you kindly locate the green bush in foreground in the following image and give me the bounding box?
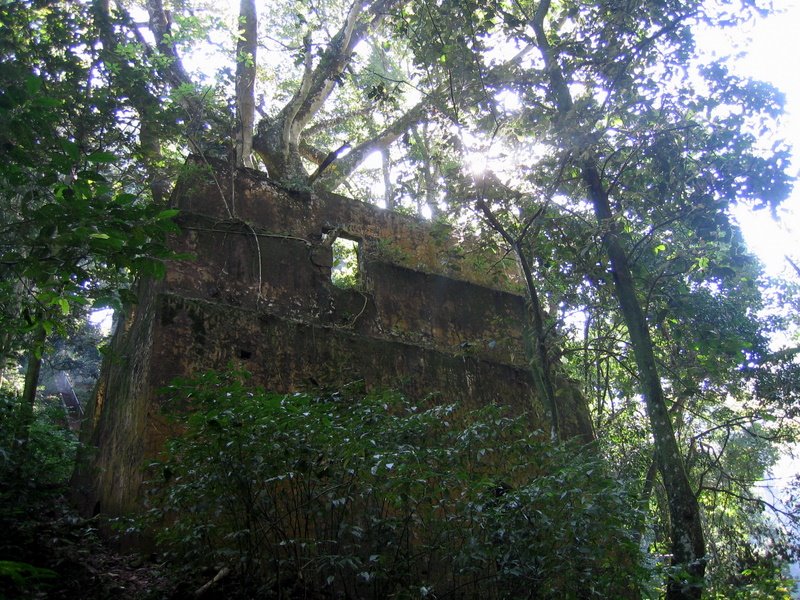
[146,370,645,598]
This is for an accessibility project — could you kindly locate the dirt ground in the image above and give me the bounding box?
[0,490,173,600]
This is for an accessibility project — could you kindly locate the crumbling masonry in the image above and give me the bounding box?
[74,162,592,517]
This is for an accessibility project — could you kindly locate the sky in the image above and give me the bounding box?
[716,3,800,584]
[709,1,800,278]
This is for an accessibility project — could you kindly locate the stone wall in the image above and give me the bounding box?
[73,162,592,518]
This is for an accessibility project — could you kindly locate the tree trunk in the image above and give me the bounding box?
[235,0,257,168]
[12,324,47,468]
[412,124,440,217]
[253,1,373,183]
[92,0,169,202]
[380,147,394,209]
[476,199,561,440]
[529,1,706,594]
[253,0,402,184]
[582,159,705,597]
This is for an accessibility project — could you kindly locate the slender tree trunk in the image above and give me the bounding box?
[0,329,13,387]
[513,239,561,440]
[12,324,47,468]
[411,125,439,216]
[786,255,800,278]
[476,200,561,440]
[582,159,705,597]
[139,118,170,203]
[529,0,706,591]
[235,0,257,168]
[92,0,169,203]
[380,147,394,209]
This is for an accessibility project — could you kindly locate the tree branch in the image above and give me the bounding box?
[786,255,800,278]
[144,0,194,89]
[475,196,562,440]
[315,100,429,188]
[254,0,400,181]
[302,107,373,137]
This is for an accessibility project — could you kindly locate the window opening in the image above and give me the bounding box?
[331,236,360,288]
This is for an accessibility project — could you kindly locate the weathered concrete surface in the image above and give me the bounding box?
[73,161,592,518]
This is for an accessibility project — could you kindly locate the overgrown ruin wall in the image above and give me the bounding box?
[74,162,593,518]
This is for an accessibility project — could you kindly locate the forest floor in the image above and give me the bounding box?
[0,487,174,600]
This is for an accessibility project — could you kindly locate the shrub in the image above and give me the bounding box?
[146,369,645,598]
[0,560,56,594]
[0,389,79,490]
[0,389,80,598]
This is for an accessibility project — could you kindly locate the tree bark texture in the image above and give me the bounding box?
[235,0,257,167]
[253,0,376,182]
[583,159,705,597]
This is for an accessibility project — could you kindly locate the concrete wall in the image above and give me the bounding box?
[73,162,592,518]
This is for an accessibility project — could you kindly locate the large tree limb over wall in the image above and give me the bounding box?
[253,0,400,183]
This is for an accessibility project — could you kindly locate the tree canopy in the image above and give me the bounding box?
[1,0,798,597]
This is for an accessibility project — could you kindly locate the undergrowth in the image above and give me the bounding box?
[144,369,646,599]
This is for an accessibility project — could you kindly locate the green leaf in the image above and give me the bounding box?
[93,295,122,311]
[86,151,116,163]
[136,259,166,279]
[156,209,180,220]
[57,138,80,162]
[114,193,138,204]
[32,96,61,108]
[41,320,53,337]
[24,75,42,94]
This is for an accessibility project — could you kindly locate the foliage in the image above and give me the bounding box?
[0,0,796,595]
[392,1,797,594]
[0,390,79,487]
[0,388,78,598]
[0,384,171,598]
[0,64,179,351]
[0,1,183,472]
[0,560,57,596]
[703,506,795,599]
[331,236,361,289]
[39,317,108,407]
[146,369,645,598]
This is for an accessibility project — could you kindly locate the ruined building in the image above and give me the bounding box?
[74,162,592,518]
